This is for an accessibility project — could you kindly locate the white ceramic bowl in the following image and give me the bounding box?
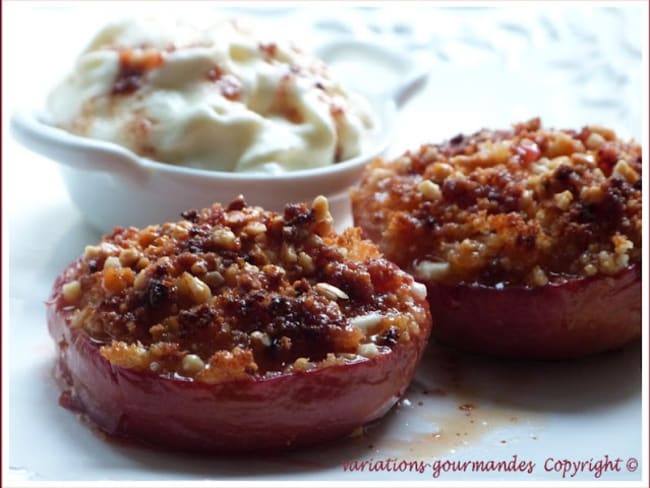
[11,39,428,232]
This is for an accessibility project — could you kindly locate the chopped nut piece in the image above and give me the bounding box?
[177,272,212,304]
[588,125,616,141]
[62,280,81,303]
[417,179,442,201]
[571,153,595,166]
[190,261,208,275]
[103,266,134,294]
[202,270,225,288]
[281,242,298,263]
[530,266,548,286]
[311,195,334,236]
[547,131,584,157]
[411,282,427,300]
[580,186,605,204]
[586,132,606,150]
[119,248,140,267]
[136,257,150,270]
[172,222,192,239]
[612,234,633,255]
[369,168,393,183]
[250,331,271,347]
[414,261,450,281]
[84,245,101,259]
[350,313,384,333]
[293,357,312,371]
[182,354,205,374]
[394,155,411,169]
[613,160,639,184]
[429,162,453,179]
[598,250,618,274]
[357,343,380,358]
[314,282,349,301]
[554,190,573,210]
[297,251,314,274]
[104,256,121,269]
[69,309,84,329]
[615,253,629,268]
[133,269,148,289]
[244,222,267,238]
[212,228,238,250]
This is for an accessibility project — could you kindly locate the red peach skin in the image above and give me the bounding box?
[425,265,641,359]
[47,261,431,453]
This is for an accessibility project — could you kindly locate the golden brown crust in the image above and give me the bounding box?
[56,196,430,382]
[351,118,642,287]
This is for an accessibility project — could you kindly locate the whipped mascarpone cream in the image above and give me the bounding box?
[47,18,374,173]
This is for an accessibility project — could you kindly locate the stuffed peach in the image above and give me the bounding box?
[351,119,641,359]
[48,196,431,452]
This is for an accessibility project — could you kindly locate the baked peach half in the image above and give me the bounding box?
[351,119,641,359]
[48,196,431,452]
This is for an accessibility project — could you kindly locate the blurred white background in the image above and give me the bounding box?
[3,2,645,138]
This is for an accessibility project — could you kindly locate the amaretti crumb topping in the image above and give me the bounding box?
[54,196,430,382]
[351,118,642,287]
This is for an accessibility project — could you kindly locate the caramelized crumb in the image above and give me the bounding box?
[57,196,430,383]
[351,118,641,287]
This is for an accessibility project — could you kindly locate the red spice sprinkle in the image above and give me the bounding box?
[206,66,243,101]
[259,42,277,60]
[112,48,164,96]
[330,104,345,118]
[512,139,541,165]
[284,106,303,124]
[206,65,223,82]
[218,75,243,101]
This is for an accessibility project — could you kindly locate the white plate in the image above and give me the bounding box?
[3,2,643,484]
[6,216,643,482]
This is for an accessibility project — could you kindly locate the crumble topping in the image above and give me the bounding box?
[351,118,642,287]
[55,196,429,382]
